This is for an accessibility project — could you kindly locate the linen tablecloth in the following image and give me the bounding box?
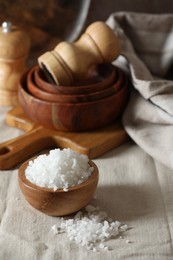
[1,11,173,259]
[0,105,173,260]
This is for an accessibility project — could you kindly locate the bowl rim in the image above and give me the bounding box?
[18,158,99,193]
[27,65,124,102]
[19,68,128,106]
[34,63,117,94]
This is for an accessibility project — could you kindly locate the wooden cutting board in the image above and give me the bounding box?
[0,106,129,170]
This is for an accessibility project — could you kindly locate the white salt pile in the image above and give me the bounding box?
[51,205,129,252]
[25,148,93,191]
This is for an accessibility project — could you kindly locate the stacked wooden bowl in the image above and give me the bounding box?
[18,64,129,132]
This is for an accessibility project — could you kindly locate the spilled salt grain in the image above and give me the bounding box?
[25,148,93,191]
[120,224,128,231]
[99,243,105,249]
[126,240,133,244]
[51,225,59,235]
[51,205,128,251]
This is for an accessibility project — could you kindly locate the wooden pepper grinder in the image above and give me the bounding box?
[0,21,30,106]
[38,21,121,85]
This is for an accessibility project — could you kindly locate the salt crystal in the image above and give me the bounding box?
[126,240,132,244]
[74,211,82,219]
[85,205,96,213]
[120,224,128,231]
[25,148,93,191]
[114,221,121,227]
[51,205,129,251]
[51,224,58,234]
[63,188,69,192]
[99,243,105,249]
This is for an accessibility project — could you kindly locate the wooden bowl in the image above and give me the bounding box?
[18,70,129,132]
[27,65,124,103]
[18,158,99,216]
[34,63,116,94]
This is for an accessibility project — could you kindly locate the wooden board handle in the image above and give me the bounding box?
[1,106,129,170]
[0,127,55,170]
[0,125,94,170]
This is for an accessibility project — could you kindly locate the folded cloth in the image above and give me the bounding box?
[106,12,173,169]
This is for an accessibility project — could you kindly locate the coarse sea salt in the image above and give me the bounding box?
[51,205,129,251]
[25,148,93,191]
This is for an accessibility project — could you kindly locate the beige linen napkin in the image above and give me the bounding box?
[106,12,173,169]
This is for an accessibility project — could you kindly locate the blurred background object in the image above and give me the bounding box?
[0,0,91,63]
[0,0,172,63]
[86,0,173,25]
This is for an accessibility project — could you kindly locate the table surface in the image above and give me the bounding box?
[0,106,173,260]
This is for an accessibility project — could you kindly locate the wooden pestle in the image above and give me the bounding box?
[38,21,121,85]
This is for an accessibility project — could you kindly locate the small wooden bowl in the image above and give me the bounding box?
[18,70,129,132]
[18,158,99,216]
[27,66,124,103]
[34,63,116,94]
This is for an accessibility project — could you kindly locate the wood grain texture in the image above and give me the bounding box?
[0,106,129,170]
[19,70,129,132]
[0,23,30,105]
[0,89,19,106]
[18,159,99,216]
[38,21,121,85]
[34,63,116,95]
[27,64,123,103]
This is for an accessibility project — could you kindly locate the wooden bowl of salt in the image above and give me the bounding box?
[18,149,99,216]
